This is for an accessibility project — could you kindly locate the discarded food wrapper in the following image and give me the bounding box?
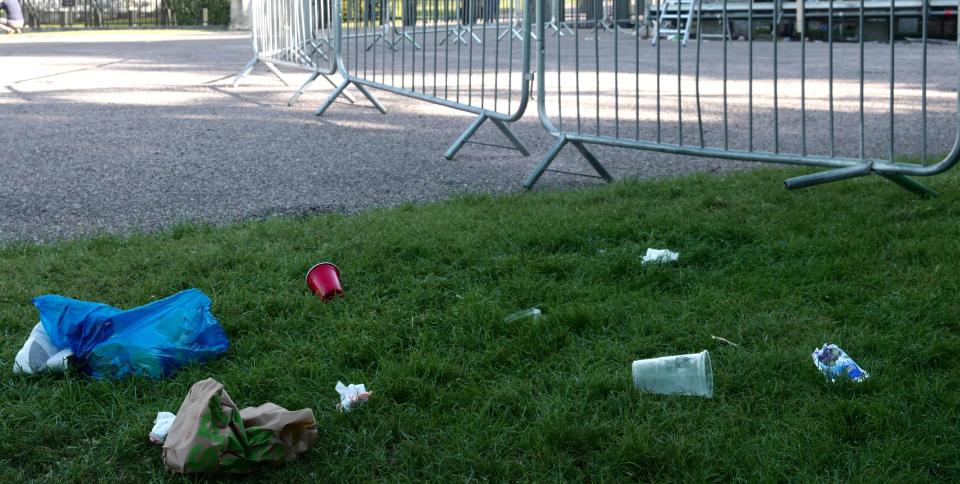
[13,322,74,375]
[31,288,229,380]
[812,343,869,383]
[336,381,371,412]
[162,378,317,474]
[149,411,176,445]
[641,248,679,264]
[504,307,541,323]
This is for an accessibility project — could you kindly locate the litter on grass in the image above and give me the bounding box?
[504,307,541,323]
[28,288,229,380]
[306,262,344,301]
[163,378,317,474]
[149,412,176,445]
[812,344,869,383]
[13,322,73,375]
[336,381,371,412]
[632,350,714,397]
[641,248,679,264]
[711,335,740,347]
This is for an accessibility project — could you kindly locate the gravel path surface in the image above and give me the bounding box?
[0,30,955,242]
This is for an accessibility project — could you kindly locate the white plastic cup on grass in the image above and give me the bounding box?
[632,350,713,398]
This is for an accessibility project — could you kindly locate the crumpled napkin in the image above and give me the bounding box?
[149,411,177,444]
[335,381,371,412]
[641,248,679,264]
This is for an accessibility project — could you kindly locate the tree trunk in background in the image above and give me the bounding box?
[230,0,250,29]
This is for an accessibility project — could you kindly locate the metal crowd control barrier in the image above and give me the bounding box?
[526,0,960,195]
[317,0,533,159]
[234,0,355,106]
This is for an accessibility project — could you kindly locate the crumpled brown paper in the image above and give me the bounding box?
[162,378,317,473]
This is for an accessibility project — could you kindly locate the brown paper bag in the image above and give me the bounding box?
[162,378,318,474]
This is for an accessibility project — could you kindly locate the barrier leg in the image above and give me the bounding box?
[262,61,291,87]
[784,165,936,197]
[316,79,350,115]
[523,138,613,189]
[445,114,489,160]
[288,71,320,106]
[878,174,938,198]
[232,58,258,88]
[323,75,357,104]
[524,136,568,188]
[317,80,387,116]
[392,28,422,49]
[289,72,358,106]
[353,84,387,114]
[490,119,530,156]
[783,164,872,190]
[445,115,529,160]
[570,141,613,182]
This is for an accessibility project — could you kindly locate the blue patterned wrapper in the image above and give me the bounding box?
[812,344,869,383]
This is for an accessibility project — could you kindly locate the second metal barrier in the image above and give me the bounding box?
[526,0,960,194]
[234,0,353,106]
[317,0,533,159]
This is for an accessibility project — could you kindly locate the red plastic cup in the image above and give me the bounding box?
[306,262,343,301]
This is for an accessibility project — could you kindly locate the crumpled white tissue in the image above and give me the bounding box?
[336,381,371,412]
[13,322,73,375]
[641,248,679,264]
[149,411,177,445]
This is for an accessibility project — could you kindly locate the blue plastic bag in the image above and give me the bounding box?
[33,289,229,380]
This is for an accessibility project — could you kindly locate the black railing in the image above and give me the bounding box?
[19,0,230,30]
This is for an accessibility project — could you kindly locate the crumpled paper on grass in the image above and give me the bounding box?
[336,381,371,412]
[162,378,318,474]
[641,248,679,264]
[150,412,177,445]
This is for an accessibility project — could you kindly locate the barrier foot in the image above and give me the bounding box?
[354,84,387,114]
[879,174,938,198]
[783,164,872,190]
[571,141,613,182]
[524,137,567,189]
[445,114,488,160]
[288,71,320,106]
[317,80,386,116]
[232,58,258,88]
[322,75,356,103]
[523,138,613,189]
[263,61,290,87]
[316,79,350,116]
[490,119,530,156]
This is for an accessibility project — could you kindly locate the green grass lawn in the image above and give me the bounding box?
[1,168,959,481]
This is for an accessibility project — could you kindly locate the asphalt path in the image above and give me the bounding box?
[0,30,954,242]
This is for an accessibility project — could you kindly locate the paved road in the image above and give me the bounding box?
[0,30,954,242]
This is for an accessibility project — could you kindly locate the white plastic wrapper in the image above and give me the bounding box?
[13,322,73,375]
[641,248,679,264]
[335,381,371,412]
[504,307,541,323]
[149,411,177,445]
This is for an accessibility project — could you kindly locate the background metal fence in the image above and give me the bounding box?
[18,0,228,30]
[233,0,350,105]
[525,0,960,194]
[316,0,533,159]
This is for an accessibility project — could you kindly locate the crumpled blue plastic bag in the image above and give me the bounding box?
[33,288,229,380]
